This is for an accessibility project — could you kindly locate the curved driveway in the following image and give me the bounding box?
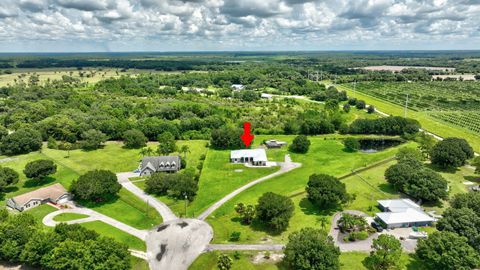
[43,208,148,240]
[197,155,301,220]
[117,172,177,221]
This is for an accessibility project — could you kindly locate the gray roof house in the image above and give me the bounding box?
[140,156,181,176]
[7,183,70,212]
[264,140,287,148]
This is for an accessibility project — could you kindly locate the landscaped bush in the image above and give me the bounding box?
[0,167,19,191]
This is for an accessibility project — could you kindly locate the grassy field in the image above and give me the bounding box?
[189,251,423,270]
[131,257,149,270]
[0,141,173,229]
[207,136,414,244]
[53,212,89,222]
[80,221,146,251]
[335,83,480,152]
[0,68,174,87]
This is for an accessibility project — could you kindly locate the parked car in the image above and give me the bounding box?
[371,221,384,232]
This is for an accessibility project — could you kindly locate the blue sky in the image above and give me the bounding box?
[0,0,479,52]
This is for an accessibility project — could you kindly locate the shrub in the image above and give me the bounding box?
[367,105,375,113]
[343,103,351,113]
[289,135,310,153]
[230,231,241,242]
[81,129,107,150]
[343,137,360,152]
[356,100,366,109]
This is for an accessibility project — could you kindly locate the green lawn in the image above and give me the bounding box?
[207,136,413,244]
[79,221,146,251]
[25,204,58,224]
[336,83,480,153]
[189,251,423,270]
[134,151,278,217]
[0,142,165,230]
[131,257,149,270]
[53,212,89,222]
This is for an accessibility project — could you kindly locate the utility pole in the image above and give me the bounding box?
[184,194,188,217]
[404,93,409,118]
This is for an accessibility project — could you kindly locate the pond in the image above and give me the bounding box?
[359,138,405,153]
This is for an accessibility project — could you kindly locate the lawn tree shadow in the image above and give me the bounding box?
[4,186,19,193]
[22,177,55,188]
[275,260,290,270]
[299,197,340,217]
[464,175,480,182]
[81,145,106,152]
[421,200,444,209]
[425,163,458,174]
[249,219,283,236]
[378,183,397,195]
[77,194,120,209]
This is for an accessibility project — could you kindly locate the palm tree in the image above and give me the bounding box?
[140,147,154,157]
[317,216,329,230]
[180,145,190,160]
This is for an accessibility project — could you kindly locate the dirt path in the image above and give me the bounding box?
[197,155,301,220]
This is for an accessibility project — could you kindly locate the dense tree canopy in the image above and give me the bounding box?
[210,127,244,150]
[70,170,121,201]
[157,132,177,155]
[0,128,42,155]
[437,207,480,251]
[256,192,294,232]
[284,227,340,270]
[306,174,349,208]
[416,231,480,270]
[348,116,420,136]
[145,170,198,200]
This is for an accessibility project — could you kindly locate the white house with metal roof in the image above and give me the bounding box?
[375,199,434,229]
[230,149,267,166]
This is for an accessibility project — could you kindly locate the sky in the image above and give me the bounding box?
[0,0,479,52]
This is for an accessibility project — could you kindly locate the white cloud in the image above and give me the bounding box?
[0,0,478,51]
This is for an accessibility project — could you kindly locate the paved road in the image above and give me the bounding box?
[43,208,148,240]
[146,218,213,270]
[206,244,284,251]
[197,155,301,220]
[117,172,177,222]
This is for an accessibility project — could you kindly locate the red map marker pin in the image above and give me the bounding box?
[240,122,254,148]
